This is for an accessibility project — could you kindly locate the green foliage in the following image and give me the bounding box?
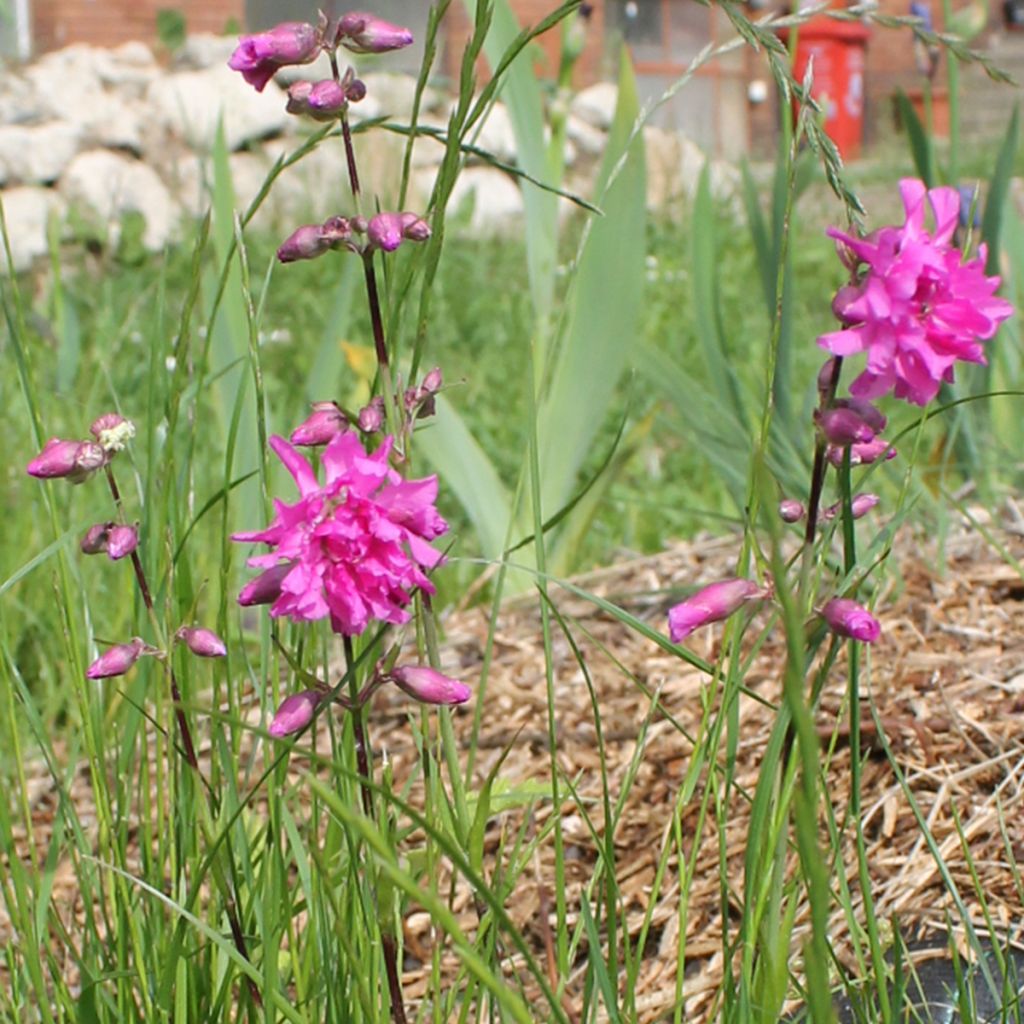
[155,8,187,53]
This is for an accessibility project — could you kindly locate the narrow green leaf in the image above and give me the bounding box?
[982,104,1019,276]
[894,88,936,187]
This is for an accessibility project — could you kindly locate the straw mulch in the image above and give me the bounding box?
[4,510,1024,1020]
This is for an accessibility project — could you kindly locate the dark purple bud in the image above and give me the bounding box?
[107,524,139,561]
[346,78,367,103]
[391,666,472,705]
[290,401,348,446]
[286,80,314,115]
[307,79,348,121]
[958,184,982,230]
[400,212,431,242]
[176,626,227,658]
[817,357,841,401]
[81,522,113,555]
[238,563,292,606]
[833,397,886,433]
[277,224,331,263]
[778,499,805,523]
[816,407,876,447]
[337,12,414,54]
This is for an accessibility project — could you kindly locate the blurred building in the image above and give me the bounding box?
[7,0,1023,157]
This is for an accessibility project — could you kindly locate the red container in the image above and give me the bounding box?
[782,17,871,160]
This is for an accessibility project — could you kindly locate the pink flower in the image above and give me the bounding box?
[336,12,414,54]
[826,438,896,467]
[269,690,323,737]
[822,598,881,643]
[233,433,447,636]
[228,22,320,92]
[819,178,1013,406]
[668,578,767,642]
[779,499,805,523]
[391,665,471,705]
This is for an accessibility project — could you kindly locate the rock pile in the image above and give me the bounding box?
[0,34,738,273]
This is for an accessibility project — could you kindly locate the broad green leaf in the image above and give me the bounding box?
[535,48,646,517]
[422,394,511,559]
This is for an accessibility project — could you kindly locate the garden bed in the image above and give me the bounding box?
[5,510,1024,1019]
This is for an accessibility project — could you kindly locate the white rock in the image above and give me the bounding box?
[443,166,524,234]
[0,122,82,186]
[566,114,607,158]
[146,66,289,152]
[24,59,145,151]
[0,74,44,126]
[642,126,738,210]
[467,101,518,164]
[570,83,619,130]
[175,33,239,71]
[0,187,64,273]
[61,149,178,251]
[361,72,420,116]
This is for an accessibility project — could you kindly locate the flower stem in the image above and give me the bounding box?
[342,636,408,1024]
[104,464,263,1010]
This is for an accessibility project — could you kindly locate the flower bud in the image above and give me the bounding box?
[357,396,385,433]
[827,438,897,467]
[228,22,321,92]
[346,78,367,103]
[822,598,880,643]
[107,524,139,561]
[269,689,323,737]
[816,406,876,446]
[778,499,805,523]
[391,666,472,705]
[175,626,227,658]
[285,80,314,115]
[817,357,841,401]
[27,438,84,479]
[400,212,431,242]
[237,562,292,606]
[307,79,348,121]
[833,397,886,433]
[337,12,414,54]
[421,367,442,394]
[958,184,982,230]
[320,216,353,246]
[277,224,331,263]
[668,578,768,643]
[290,401,348,446]
[90,413,135,452]
[366,212,405,253]
[81,522,113,555]
[85,637,151,679]
[850,493,880,518]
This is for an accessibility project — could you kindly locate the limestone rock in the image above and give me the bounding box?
[61,149,178,251]
[570,83,619,130]
[0,122,82,186]
[175,33,238,71]
[0,187,65,273]
[643,126,739,210]
[566,114,608,158]
[146,66,289,152]
[443,166,524,233]
[0,73,44,126]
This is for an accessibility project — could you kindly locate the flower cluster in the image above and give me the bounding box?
[277,212,431,263]
[233,432,447,636]
[819,178,1013,406]
[27,413,134,484]
[227,13,413,93]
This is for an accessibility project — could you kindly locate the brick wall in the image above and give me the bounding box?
[33,0,244,53]
[442,0,607,86]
